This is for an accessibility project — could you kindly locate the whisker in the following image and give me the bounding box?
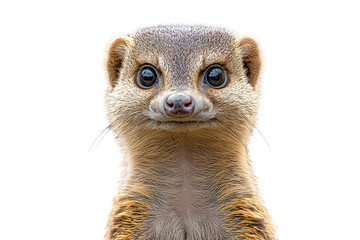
[220,112,271,152]
[240,116,271,151]
[88,123,113,153]
[253,126,271,151]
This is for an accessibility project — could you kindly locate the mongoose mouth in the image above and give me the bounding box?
[152,118,218,131]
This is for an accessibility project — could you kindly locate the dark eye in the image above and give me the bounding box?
[204,65,227,89]
[136,65,159,89]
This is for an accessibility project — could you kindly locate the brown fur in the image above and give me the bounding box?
[104,25,277,239]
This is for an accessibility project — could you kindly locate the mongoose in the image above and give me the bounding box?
[104,25,277,240]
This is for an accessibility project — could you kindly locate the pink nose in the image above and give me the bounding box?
[164,93,194,117]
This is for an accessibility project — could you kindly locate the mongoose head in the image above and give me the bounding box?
[105,26,261,133]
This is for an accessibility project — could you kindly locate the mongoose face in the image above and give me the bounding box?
[106,26,262,132]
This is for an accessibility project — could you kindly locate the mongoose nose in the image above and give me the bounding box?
[164,93,195,117]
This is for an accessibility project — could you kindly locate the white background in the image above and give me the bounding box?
[1,0,359,239]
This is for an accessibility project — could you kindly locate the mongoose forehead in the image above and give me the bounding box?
[133,26,233,60]
[130,26,234,88]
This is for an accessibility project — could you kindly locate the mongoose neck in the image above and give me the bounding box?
[121,127,258,198]
[123,127,252,166]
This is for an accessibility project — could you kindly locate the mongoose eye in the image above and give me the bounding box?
[136,65,159,89]
[204,65,227,89]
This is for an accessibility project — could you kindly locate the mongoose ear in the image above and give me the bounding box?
[236,37,262,87]
[106,37,132,88]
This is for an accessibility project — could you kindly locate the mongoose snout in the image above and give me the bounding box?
[164,93,195,117]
